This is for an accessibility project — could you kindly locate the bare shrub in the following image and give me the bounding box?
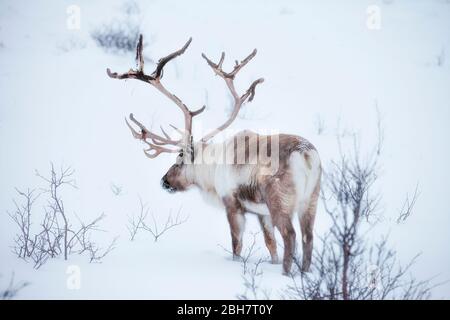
[79,233,118,263]
[110,183,123,196]
[239,232,261,275]
[238,258,270,300]
[91,20,140,54]
[374,101,384,155]
[91,2,148,56]
[396,183,420,224]
[236,233,272,300]
[8,164,116,268]
[0,273,29,300]
[9,188,40,260]
[314,114,326,135]
[122,1,140,15]
[436,47,446,67]
[127,198,188,242]
[127,197,149,241]
[219,232,263,272]
[283,129,436,300]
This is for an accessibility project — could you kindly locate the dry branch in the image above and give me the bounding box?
[127,199,188,242]
[282,121,433,300]
[9,164,116,268]
[0,273,29,300]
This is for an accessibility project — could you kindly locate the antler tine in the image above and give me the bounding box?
[126,113,181,145]
[151,38,192,79]
[202,52,226,77]
[191,105,206,116]
[107,35,206,158]
[228,49,257,78]
[160,125,172,140]
[218,52,225,69]
[106,67,153,82]
[241,78,265,102]
[135,34,144,72]
[201,49,257,79]
[108,35,192,82]
[125,115,181,158]
[169,124,184,135]
[125,116,144,140]
[201,49,264,142]
[142,141,179,159]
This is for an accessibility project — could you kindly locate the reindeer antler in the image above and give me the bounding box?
[107,35,205,158]
[200,50,264,142]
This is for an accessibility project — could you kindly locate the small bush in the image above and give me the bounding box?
[91,20,140,54]
[0,273,29,300]
[91,1,145,55]
[8,164,116,268]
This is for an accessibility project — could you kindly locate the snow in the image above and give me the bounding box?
[0,0,449,299]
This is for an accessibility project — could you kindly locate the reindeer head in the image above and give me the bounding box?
[107,35,263,193]
[160,148,194,193]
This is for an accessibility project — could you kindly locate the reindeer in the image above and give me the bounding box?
[107,35,321,275]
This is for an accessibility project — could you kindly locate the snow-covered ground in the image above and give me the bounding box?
[0,0,449,299]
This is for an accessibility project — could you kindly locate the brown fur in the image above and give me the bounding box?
[162,164,190,191]
[258,215,278,263]
[263,170,297,274]
[164,131,321,274]
[222,196,245,259]
[236,183,264,203]
[109,37,320,274]
[231,132,315,167]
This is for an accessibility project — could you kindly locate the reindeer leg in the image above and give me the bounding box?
[265,177,296,275]
[299,212,315,272]
[276,216,296,275]
[258,215,279,264]
[299,180,320,272]
[223,196,245,260]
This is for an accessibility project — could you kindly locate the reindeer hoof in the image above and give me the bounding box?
[301,263,311,273]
